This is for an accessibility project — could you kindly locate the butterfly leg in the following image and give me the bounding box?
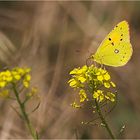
[86,57,93,66]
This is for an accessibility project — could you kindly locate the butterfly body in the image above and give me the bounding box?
[92,21,133,67]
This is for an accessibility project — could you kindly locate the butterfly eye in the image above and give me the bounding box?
[120,39,123,41]
[109,38,111,41]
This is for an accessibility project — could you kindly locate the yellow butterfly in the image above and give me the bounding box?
[92,21,133,67]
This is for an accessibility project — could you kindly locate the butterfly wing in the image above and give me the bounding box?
[93,21,133,67]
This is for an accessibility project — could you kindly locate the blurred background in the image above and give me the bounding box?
[0,1,139,139]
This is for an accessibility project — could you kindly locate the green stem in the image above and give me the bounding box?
[12,83,38,140]
[95,99,115,139]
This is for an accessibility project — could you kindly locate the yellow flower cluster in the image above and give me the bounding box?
[68,65,116,108]
[0,67,31,97]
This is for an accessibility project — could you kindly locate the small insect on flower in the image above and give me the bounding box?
[68,65,116,108]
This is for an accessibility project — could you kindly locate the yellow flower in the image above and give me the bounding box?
[23,80,30,88]
[78,76,86,83]
[93,90,104,102]
[71,102,81,108]
[0,81,6,88]
[68,64,116,105]
[110,81,116,87]
[97,75,104,81]
[69,68,78,75]
[79,89,88,102]
[14,74,21,80]
[104,82,110,88]
[17,68,25,75]
[4,70,11,77]
[0,90,9,98]
[0,67,33,98]
[104,73,111,80]
[68,78,83,88]
[25,74,31,81]
[68,78,77,87]
[27,87,37,97]
[105,92,116,102]
[25,68,31,73]
[6,76,13,82]
[70,65,87,75]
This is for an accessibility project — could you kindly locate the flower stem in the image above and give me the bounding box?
[12,83,38,140]
[94,99,115,139]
